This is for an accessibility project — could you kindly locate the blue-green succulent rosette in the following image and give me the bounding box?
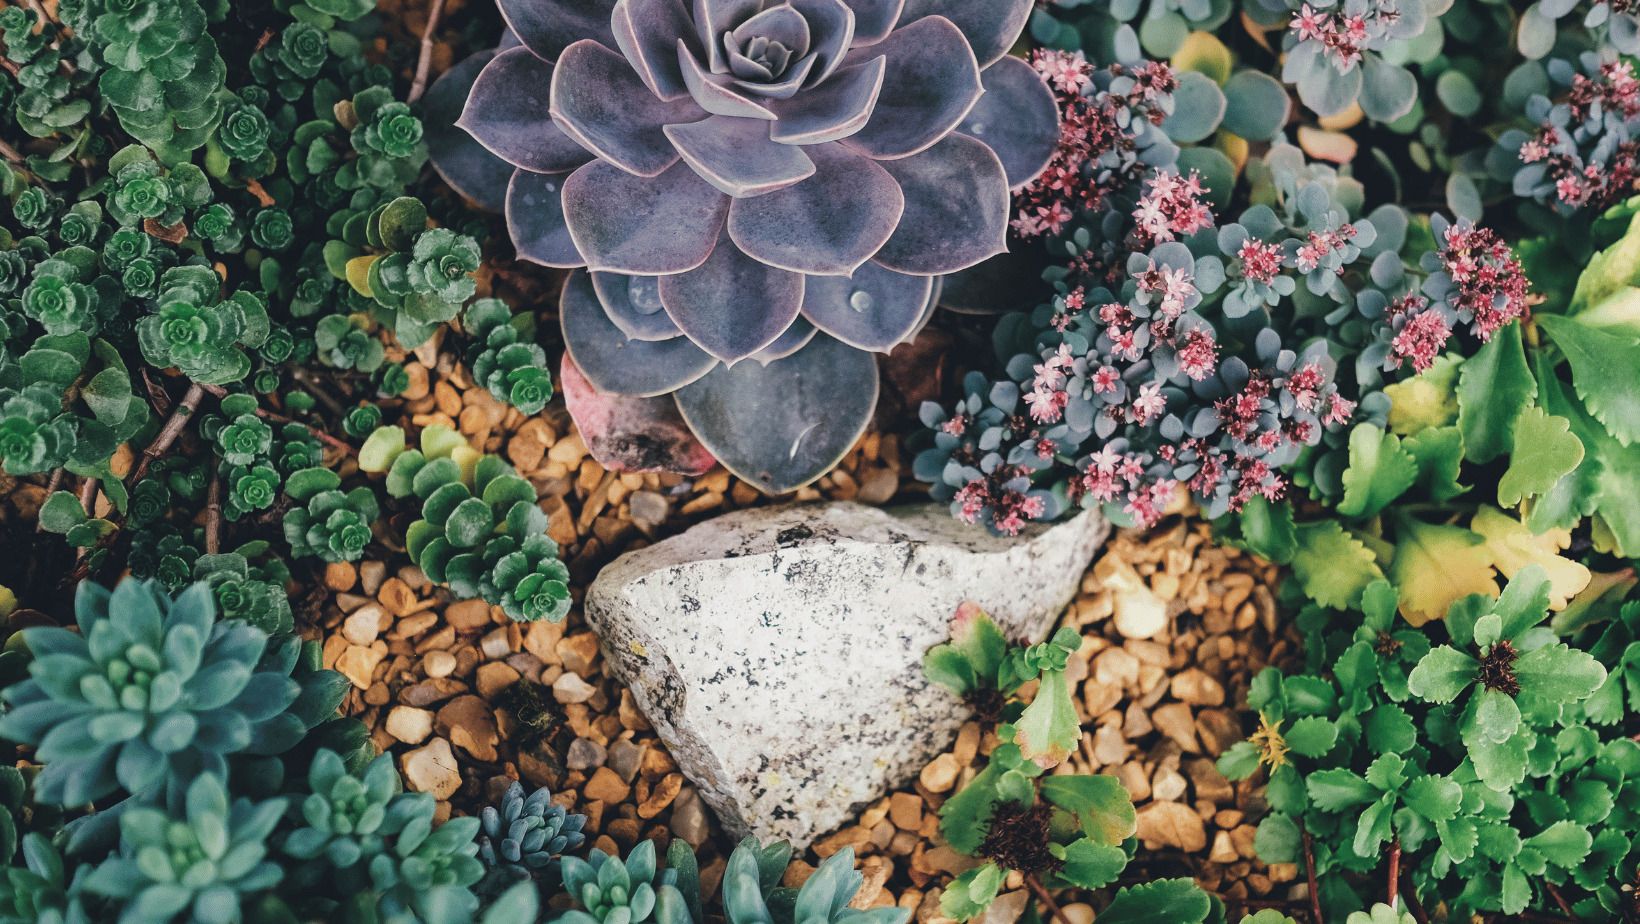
[427,0,1062,493]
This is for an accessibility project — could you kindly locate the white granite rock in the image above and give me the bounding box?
[584,502,1109,848]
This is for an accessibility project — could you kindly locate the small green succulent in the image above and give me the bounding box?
[0,833,89,924]
[282,467,378,563]
[723,842,907,924]
[1346,906,1417,924]
[368,425,570,623]
[0,579,331,806]
[222,463,281,521]
[193,551,293,637]
[21,260,99,336]
[364,803,484,924]
[207,395,273,466]
[81,773,285,923]
[476,782,586,895]
[136,268,270,386]
[313,315,385,373]
[463,299,553,416]
[558,839,685,924]
[282,750,409,869]
[0,384,75,475]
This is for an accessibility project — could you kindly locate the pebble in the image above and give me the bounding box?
[584,766,631,804]
[402,738,462,800]
[607,739,644,782]
[476,662,520,698]
[557,633,600,675]
[553,672,597,704]
[637,772,684,819]
[1136,800,1208,852]
[670,789,710,847]
[423,649,457,679]
[629,490,670,529]
[446,599,493,633]
[386,706,434,745]
[342,604,386,646]
[567,737,607,770]
[1170,668,1226,706]
[336,644,385,689]
[1112,587,1168,639]
[918,754,959,793]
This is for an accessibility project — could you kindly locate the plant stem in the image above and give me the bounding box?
[71,477,98,564]
[197,383,355,455]
[1386,839,1400,910]
[1398,869,1430,924]
[1302,825,1324,924]
[289,367,348,417]
[34,468,64,533]
[129,382,204,487]
[1544,882,1575,919]
[1023,873,1072,924]
[205,467,222,555]
[407,0,446,104]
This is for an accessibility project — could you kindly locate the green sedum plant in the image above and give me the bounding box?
[281,466,379,564]
[0,578,344,806]
[362,425,570,623]
[462,299,553,417]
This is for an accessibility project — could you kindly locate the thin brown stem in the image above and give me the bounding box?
[23,0,49,27]
[1302,825,1324,924]
[197,384,355,455]
[1544,882,1575,919]
[407,0,447,104]
[1386,839,1400,910]
[71,477,98,563]
[205,467,222,555]
[34,468,65,533]
[1398,869,1430,924]
[288,368,348,418]
[128,383,204,487]
[1023,873,1071,924]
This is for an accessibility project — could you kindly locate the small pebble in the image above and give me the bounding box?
[567,737,607,771]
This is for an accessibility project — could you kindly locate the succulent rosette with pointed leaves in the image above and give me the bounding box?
[430,0,1060,492]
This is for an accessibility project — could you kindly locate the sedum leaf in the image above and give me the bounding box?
[1283,716,1338,758]
[1042,775,1137,846]
[1338,424,1419,518]
[1470,508,1590,611]
[1015,668,1079,769]
[1407,646,1477,703]
[1291,522,1385,610]
[1456,324,1535,464]
[1390,519,1497,627]
[1536,313,1640,446]
[1497,406,1585,508]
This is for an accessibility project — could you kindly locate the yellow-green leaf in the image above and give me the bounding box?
[1391,519,1497,627]
[1291,522,1385,609]
[1498,406,1584,507]
[1471,507,1591,610]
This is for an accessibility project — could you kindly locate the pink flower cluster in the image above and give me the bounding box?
[1520,60,1640,210]
[1385,295,1451,373]
[1438,223,1530,341]
[1290,1,1401,69]
[1130,171,1214,248]
[1237,239,1285,285]
[1012,52,1177,241]
[953,466,1047,536]
[1295,223,1361,273]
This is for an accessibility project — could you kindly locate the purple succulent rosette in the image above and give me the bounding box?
[426,0,1060,493]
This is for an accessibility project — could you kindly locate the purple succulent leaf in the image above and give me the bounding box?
[561,160,729,274]
[612,0,699,101]
[769,56,885,145]
[591,273,686,341]
[500,25,523,49]
[562,270,719,397]
[678,41,779,118]
[424,51,514,213]
[959,55,1059,189]
[663,116,817,197]
[840,0,904,45]
[674,334,879,494]
[871,133,1008,275]
[507,170,585,267]
[729,52,818,99]
[751,316,819,363]
[659,232,806,362]
[789,0,855,85]
[562,355,718,476]
[731,6,813,61]
[726,141,903,274]
[799,262,933,350]
[459,47,593,174]
[842,15,982,159]
[499,0,618,62]
[897,0,1031,69]
[695,0,762,71]
[551,40,703,177]
[938,250,1044,315]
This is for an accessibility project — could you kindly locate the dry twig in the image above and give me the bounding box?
[407,0,447,104]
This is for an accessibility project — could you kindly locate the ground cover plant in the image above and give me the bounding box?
[0,0,1635,922]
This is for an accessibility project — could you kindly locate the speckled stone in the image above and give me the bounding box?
[585,502,1109,848]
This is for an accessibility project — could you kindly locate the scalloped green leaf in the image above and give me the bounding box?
[1536,314,1640,447]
